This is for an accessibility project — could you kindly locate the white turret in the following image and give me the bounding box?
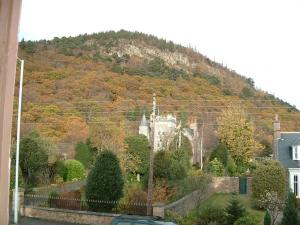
[139,112,149,139]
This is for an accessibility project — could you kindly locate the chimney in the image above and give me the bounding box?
[273,114,281,160]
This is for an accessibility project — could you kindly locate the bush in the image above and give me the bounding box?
[10,165,25,189]
[119,183,147,215]
[209,143,228,167]
[252,160,287,204]
[264,211,271,225]
[168,175,211,200]
[154,150,190,181]
[64,160,85,181]
[169,150,190,180]
[74,142,94,169]
[234,214,259,225]
[19,130,50,187]
[85,150,124,211]
[125,135,150,175]
[227,156,237,176]
[281,192,299,225]
[225,196,246,225]
[197,206,226,225]
[207,158,224,176]
[53,174,64,184]
[48,191,59,208]
[54,160,66,180]
[193,72,220,86]
[240,87,255,98]
[154,150,172,180]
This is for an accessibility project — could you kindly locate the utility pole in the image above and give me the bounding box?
[147,93,156,216]
[0,0,22,224]
[14,58,24,224]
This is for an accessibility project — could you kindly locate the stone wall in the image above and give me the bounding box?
[153,178,214,218]
[211,177,239,194]
[21,176,253,222]
[153,176,253,218]
[247,177,253,195]
[23,207,118,225]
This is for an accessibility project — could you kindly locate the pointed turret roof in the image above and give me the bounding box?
[140,113,147,126]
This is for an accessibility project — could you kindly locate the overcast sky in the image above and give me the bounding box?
[19,0,300,109]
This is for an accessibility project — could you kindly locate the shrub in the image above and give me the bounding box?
[53,174,64,184]
[197,205,226,225]
[227,156,237,176]
[48,191,59,208]
[168,175,211,201]
[225,196,246,225]
[281,192,299,225]
[74,142,94,169]
[169,160,187,180]
[209,143,228,167]
[85,150,124,211]
[207,158,224,176]
[240,87,255,98]
[169,149,190,180]
[10,165,25,189]
[19,130,49,187]
[154,150,189,181]
[193,72,220,86]
[264,211,271,225]
[54,160,66,180]
[64,159,85,181]
[154,150,172,180]
[119,183,147,215]
[125,135,150,175]
[234,214,259,225]
[252,160,287,204]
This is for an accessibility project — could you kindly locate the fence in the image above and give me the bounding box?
[24,194,151,216]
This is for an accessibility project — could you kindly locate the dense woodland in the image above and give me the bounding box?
[15,30,300,158]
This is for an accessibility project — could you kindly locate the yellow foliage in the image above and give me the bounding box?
[217,105,263,164]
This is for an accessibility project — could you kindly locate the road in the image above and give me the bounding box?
[10,217,88,225]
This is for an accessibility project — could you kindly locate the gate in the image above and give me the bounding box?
[239,177,247,194]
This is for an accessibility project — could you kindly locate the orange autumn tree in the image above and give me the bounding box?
[64,116,88,143]
[89,117,125,153]
[217,105,263,167]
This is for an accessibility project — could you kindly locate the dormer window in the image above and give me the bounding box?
[293,146,300,160]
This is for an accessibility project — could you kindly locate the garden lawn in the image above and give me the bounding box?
[179,193,265,225]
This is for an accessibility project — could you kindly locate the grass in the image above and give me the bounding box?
[168,193,265,225]
[198,193,265,222]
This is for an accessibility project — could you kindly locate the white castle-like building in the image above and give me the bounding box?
[139,94,202,165]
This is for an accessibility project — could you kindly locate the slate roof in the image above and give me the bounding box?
[278,132,300,169]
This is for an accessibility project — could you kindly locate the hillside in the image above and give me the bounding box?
[15,30,300,157]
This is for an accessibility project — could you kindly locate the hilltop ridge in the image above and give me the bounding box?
[16,30,300,155]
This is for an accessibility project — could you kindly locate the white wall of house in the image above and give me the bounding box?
[288,168,300,198]
[139,125,149,140]
[153,118,177,152]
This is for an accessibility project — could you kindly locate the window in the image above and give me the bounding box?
[294,175,298,197]
[293,146,300,160]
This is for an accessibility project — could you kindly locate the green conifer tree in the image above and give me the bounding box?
[281,192,298,225]
[263,211,271,225]
[225,196,246,225]
[85,150,124,212]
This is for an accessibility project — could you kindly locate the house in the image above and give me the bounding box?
[139,93,201,164]
[274,115,300,197]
